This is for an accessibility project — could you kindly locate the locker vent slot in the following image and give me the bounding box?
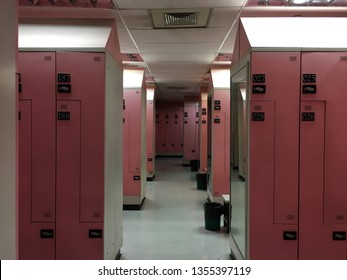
[287,214,295,220]
[254,105,262,110]
[44,212,52,218]
[93,212,101,218]
[336,215,344,221]
[94,56,101,62]
[340,56,347,61]
[304,105,312,110]
[289,56,297,61]
[44,56,52,61]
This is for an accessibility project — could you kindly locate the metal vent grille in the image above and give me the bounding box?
[150,8,210,29]
[164,12,197,26]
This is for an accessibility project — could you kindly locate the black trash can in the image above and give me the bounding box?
[190,160,199,172]
[196,173,207,190]
[204,202,223,231]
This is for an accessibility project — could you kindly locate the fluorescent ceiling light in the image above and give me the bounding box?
[211,69,230,89]
[123,69,144,89]
[146,88,155,101]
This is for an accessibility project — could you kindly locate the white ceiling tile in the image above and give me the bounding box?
[147,61,210,68]
[154,73,204,78]
[155,77,203,83]
[117,29,133,44]
[208,8,241,28]
[150,68,208,74]
[142,53,216,62]
[114,0,247,9]
[130,28,230,44]
[119,10,152,30]
[139,42,220,54]
[119,43,138,53]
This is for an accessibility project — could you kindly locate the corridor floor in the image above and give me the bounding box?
[120,157,230,260]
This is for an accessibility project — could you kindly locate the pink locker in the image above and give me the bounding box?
[299,52,347,259]
[174,110,184,153]
[164,112,175,153]
[123,72,146,209]
[211,89,230,197]
[183,98,199,165]
[155,110,166,154]
[18,52,56,259]
[146,99,155,180]
[248,52,300,259]
[199,91,208,173]
[55,52,105,259]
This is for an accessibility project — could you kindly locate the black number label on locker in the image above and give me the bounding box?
[252,74,266,83]
[57,112,71,120]
[57,73,71,83]
[214,100,221,105]
[251,112,265,121]
[214,105,221,110]
[302,112,315,121]
[302,74,316,83]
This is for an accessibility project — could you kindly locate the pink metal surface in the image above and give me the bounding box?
[174,111,184,153]
[183,97,199,163]
[146,100,155,176]
[155,110,166,154]
[299,52,347,259]
[199,91,208,173]
[123,89,143,196]
[55,52,105,259]
[248,52,300,259]
[165,112,175,153]
[18,52,56,259]
[212,90,230,196]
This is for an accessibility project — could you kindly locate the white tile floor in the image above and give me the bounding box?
[120,157,231,260]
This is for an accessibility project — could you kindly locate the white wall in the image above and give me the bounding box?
[0,1,17,259]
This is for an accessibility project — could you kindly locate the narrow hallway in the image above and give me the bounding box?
[121,157,230,260]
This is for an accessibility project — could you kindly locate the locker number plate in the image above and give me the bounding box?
[251,112,265,121]
[57,112,70,120]
[302,112,315,121]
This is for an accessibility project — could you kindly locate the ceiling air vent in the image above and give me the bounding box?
[164,12,198,26]
[150,8,210,29]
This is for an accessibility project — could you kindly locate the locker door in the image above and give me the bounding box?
[18,52,56,259]
[174,111,184,153]
[249,100,298,259]
[165,112,175,153]
[56,101,103,260]
[18,100,55,259]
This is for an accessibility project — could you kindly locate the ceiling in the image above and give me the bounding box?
[18,0,347,99]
